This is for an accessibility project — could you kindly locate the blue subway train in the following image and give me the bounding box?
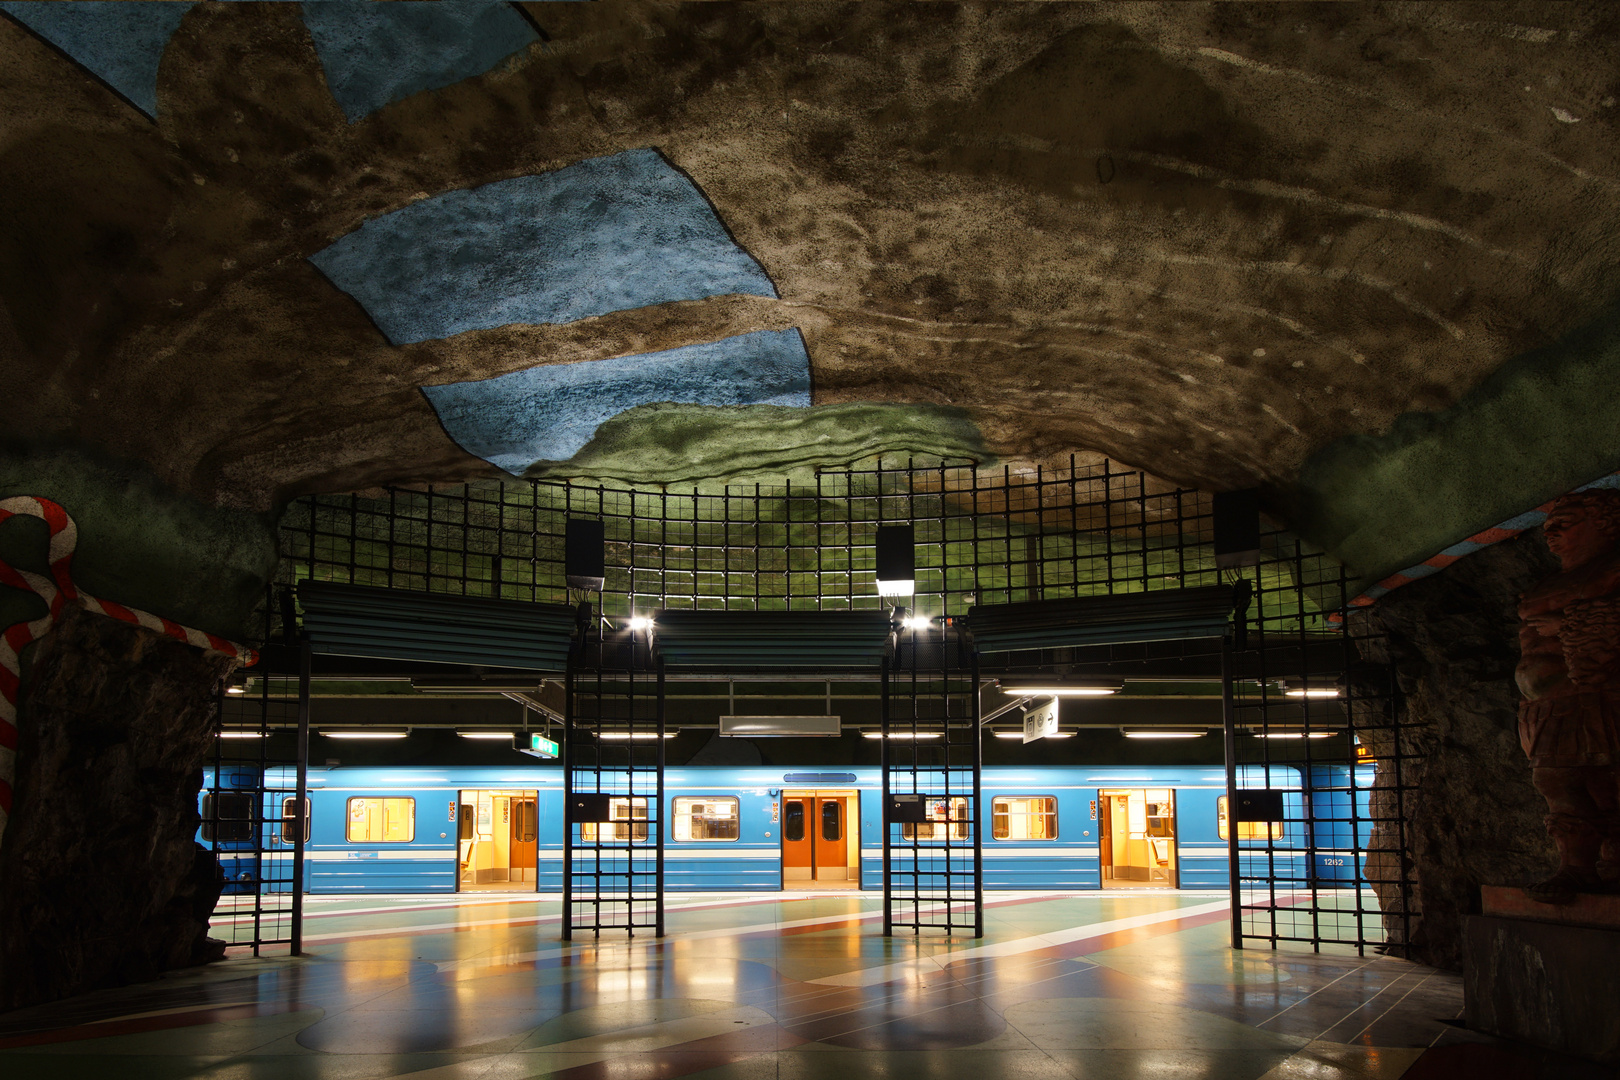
[200,764,1372,895]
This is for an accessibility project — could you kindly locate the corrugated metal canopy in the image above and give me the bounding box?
[965,585,1236,653]
[651,609,894,670]
[297,581,579,671]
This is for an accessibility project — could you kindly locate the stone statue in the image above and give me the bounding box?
[1516,489,1620,903]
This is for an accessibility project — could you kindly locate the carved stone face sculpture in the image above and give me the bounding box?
[1515,489,1620,903]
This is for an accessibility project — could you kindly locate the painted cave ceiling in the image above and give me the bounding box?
[3,1,1620,582]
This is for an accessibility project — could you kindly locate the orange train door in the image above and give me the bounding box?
[783,796,813,883]
[510,795,537,883]
[781,790,859,888]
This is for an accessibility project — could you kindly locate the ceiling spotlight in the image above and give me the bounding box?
[875,524,915,598]
[626,615,653,632]
[456,731,516,740]
[902,614,933,631]
[993,730,1073,739]
[321,728,409,739]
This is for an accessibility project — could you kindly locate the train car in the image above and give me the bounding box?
[202,762,1346,895]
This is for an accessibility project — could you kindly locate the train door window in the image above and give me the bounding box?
[202,792,253,842]
[991,796,1057,840]
[280,797,310,844]
[901,796,968,841]
[514,799,537,844]
[580,797,648,842]
[346,797,415,843]
[784,800,805,842]
[821,799,841,841]
[458,803,475,842]
[1217,796,1285,840]
[673,797,739,841]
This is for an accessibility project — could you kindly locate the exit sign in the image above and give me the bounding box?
[528,734,559,758]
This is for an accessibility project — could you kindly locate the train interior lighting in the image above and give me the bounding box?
[458,788,539,892]
[1098,788,1178,888]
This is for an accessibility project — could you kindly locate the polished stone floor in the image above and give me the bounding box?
[0,891,1602,1079]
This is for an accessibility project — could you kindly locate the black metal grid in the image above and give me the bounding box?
[882,629,983,937]
[276,456,1219,628]
[1225,530,1416,956]
[206,626,305,956]
[275,456,1415,955]
[563,630,664,939]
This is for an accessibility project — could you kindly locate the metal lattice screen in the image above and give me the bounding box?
[882,630,983,936]
[1226,532,1416,956]
[207,670,304,955]
[563,635,664,939]
[274,456,1414,955]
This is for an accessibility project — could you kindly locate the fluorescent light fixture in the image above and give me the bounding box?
[1255,730,1339,739]
[1285,687,1341,698]
[626,616,653,632]
[1120,728,1207,739]
[456,731,515,740]
[993,730,1073,739]
[999,681,1122,697]
[225,686,245,695]
[218,731,264,739]
[321,729,409,739]
[862,731,942,740]
[597,731,676,740]
[902,614,933,631]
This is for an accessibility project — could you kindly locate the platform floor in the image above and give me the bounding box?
[0,891,1603,1079]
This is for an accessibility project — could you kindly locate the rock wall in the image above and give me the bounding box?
[0,606,234,1011]
[1349,530,1558,971]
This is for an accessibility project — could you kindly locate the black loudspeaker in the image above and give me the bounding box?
[565,518,606,590]
[875,524,915,584]
[884,793,928,823]
[1212,489,1261,569]
[568,793,613,823]
[1233,789,1285,822]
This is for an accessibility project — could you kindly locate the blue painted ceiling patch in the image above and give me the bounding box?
[300,1,538,123]
[0,1,194,118]
[309,148,779,345]
[422,329,813,474]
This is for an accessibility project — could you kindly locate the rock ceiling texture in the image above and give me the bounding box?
[4,2,1620,578]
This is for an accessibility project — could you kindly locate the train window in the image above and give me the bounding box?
[580,797,648,842]
[784,801,805,842]
[991,796,1057,840]
[515,799,537,844]
[346,797,415,843]
[673,797,739,841]
[821,799,841,842]
[901,796,969,841]
[458,803,475,842]
[280,797,310,844]
[202,792,253,842]
[1217,796,1285,841]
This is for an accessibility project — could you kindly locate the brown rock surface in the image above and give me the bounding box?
[1350,530,1559,970]
[0,606,234,1011]
[3,3,1620,507]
